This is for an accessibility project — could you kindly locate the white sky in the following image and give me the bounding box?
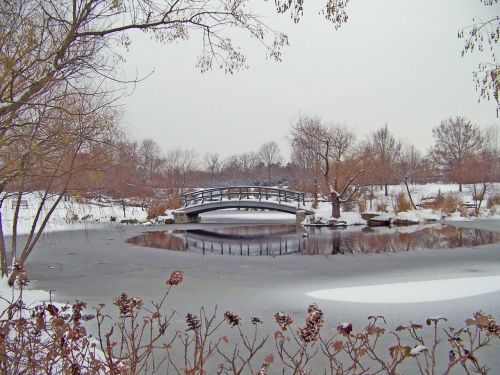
[120,0,499,161]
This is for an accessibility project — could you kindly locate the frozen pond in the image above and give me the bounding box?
[19,215,500,371]
[126,224,500,256]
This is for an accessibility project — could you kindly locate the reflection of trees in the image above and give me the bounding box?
[301,226,500,255]
[127,226,500,256]
[127,232,186,251]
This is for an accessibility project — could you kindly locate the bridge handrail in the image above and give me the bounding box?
[181,186,306,208]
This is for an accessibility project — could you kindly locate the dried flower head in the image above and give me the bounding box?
[13,263,29,287]
[337,322,353,335]
[274,312,293,331]
[71,301,87,323]
[113,293,143,317]
[251,317,262,324]
[186,313,201,331]
[468,311,500,336]
[298,304,324,343]
[166,270,183,286]
[224,311,240,327]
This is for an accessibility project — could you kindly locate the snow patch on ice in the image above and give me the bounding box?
[0,277,56,313]
[306,276,500,303]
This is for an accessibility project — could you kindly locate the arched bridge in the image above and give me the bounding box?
[173,186,313,224]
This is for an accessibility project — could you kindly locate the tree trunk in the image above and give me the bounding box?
[313,177,318,209]
[8,191,66,286]
[331,193,341,218]
[11,192,23,264]
[384,183,388,197]
[404,177,417,210]
[0,212,7,277]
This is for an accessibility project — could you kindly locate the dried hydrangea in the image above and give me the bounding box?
[274,312,293,331]
[166,270,183,286]
[224,311,240,327]
[71,301,87,323]
[113,293,143,317]
[186,313,201,331]
[298,304,324,343]
[337,322,353,335]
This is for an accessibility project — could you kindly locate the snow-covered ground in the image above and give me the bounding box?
[0,191,148,236]
[306,182,500,225]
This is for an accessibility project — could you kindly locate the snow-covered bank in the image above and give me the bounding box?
[304,182,500,226]
[0,192,148,236]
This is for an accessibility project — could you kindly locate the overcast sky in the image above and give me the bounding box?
[120,0,499,160]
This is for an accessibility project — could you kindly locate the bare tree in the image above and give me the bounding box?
[238,152,260,174]
[2,93,120,283]
[258,141,283,184]
[290,115,364,218]
[396,144,423,210]
[290,139,321,207]
[430,116,484,192]
[203,152,223,175]
[369,123,401,197]
[163,149,198,201]
[138,139,165,185]
[484,124,500,181]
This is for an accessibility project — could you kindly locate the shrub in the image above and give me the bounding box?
[423,192,463,214]
[375,201,388,212]
[147,201,168,219]
[394,192,412,213]
[486,194,500,209]
[168,194,182,210]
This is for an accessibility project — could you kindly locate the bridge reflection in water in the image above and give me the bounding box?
[127,224,500,256]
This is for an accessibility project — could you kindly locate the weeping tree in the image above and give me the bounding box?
[290,115,364,218]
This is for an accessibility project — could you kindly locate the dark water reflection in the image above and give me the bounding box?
[127,224,500,256]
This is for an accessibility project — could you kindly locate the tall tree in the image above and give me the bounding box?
[290,115,364,218]
[430,116,484,192]
[203,152,223,176]
[138,139,165,185]
[396,144,423,210]
[258,141,283,184]
[369,123,401,197]
[2,94,119,283]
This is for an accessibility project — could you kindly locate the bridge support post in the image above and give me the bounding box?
[173,212,200,224]
[296,210,307,225]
